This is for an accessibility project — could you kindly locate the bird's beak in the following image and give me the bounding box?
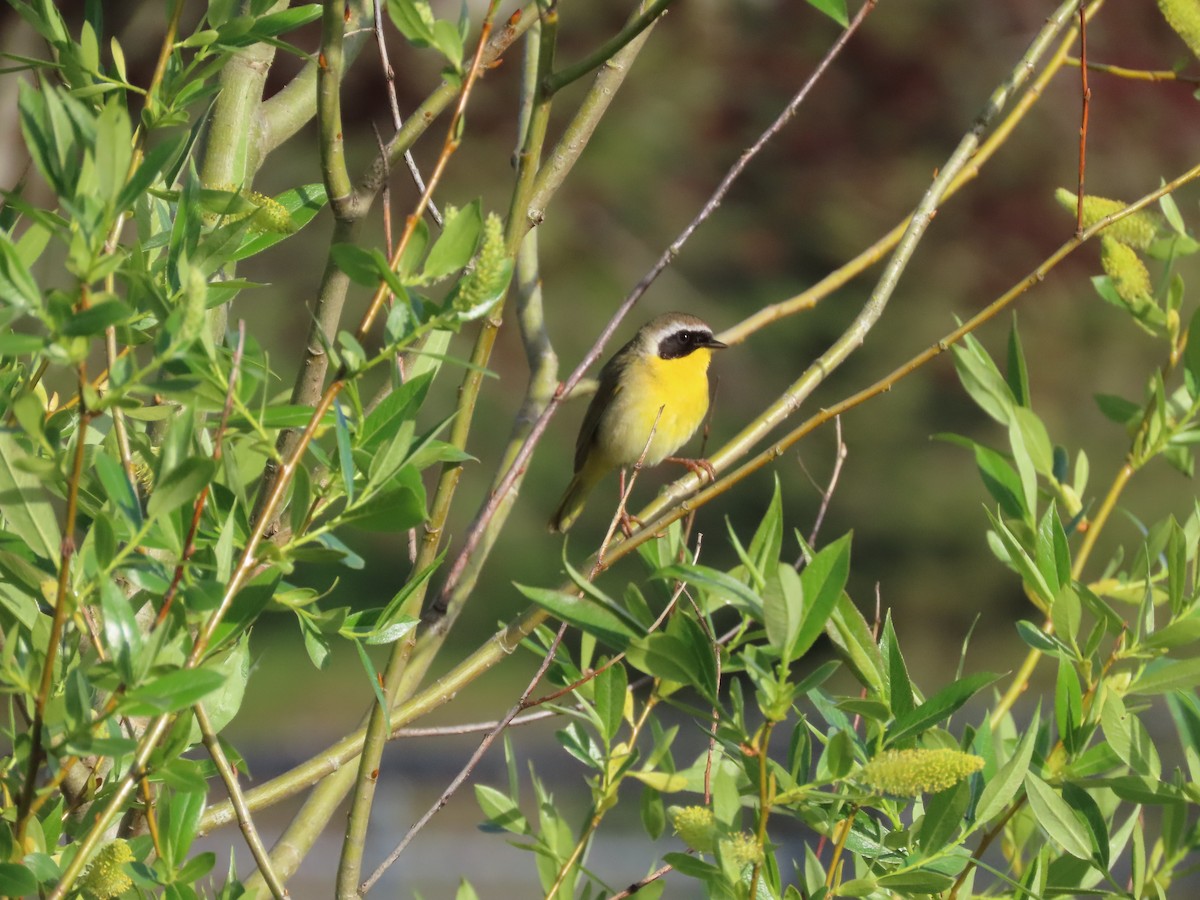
[705,336,728,350]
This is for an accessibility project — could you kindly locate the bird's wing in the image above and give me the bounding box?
[573,354,625,473]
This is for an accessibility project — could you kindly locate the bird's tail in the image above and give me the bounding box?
[548,471,593,533]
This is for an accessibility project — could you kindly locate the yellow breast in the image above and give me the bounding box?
[594,348,713,468]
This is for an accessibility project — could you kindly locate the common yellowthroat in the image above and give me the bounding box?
[549,312,726,533]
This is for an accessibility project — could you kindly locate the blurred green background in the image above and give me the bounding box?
[5,0,1200,894]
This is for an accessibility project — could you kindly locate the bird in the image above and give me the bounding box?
[549,312,726,533]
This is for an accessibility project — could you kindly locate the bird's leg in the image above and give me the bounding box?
[616,468,643,537]
[664,456,717,484]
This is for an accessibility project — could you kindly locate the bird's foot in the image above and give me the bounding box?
[664,456,717,483]
[619,510,644,538]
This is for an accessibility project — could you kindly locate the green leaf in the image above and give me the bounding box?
[94,451,142,528]
[749,476,785,579]
[952,332,1015,425]
[1055,658,1083,754]
[161,789,206,871]
[791,532,851,661]
[1094,392,1142,428]
[99,579,142,682]
[1062,781,1110,868]
[624,634,695,686]
[422,200,482,282]
[975,711,1039,823]
[763,565,802,656]
[881,614,914,718]
[1181,307,1200,401]
[805,0,848,27]
[147,458,217,522]
[875,869,955,893]
[0,862,38,896]
[331,243,384,287]
[388,0,436,47]
[641,785,666,840]
[825,592,886,696]
[342,481,425,532]
[885,671,999,747]
[1024,772,1092,859]
[0,231,42,311]
[593,660,627,744]
[1127,657,1200,695]
[60,299,135,336]
[1006,318,1031,407]
[1101,692,1161,778]
[656,562,762,616]
[515,584,638,649]
[360,372,434,451]
[0,432,61,562]
[233,183,328,259]
[918,779,971,851]
[475,784,530,834]
[120,667,228,716]
[335,400,355,504]
[1015,619,1072,657]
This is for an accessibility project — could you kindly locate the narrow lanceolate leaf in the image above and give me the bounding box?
[119,667,228,716]
[146,458,217,522]
[975,707,1039,823]
[885,671,999,747]
[515,584,638,649]
[1127,657,1200,695]
[593,660,628,744]
[1024,773,1092,859]
[791,532,852,662]
[0,431,61,563]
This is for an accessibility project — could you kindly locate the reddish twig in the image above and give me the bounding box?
[156,322,247,627]
[1075,1,1090,236]
[372,0,442,225]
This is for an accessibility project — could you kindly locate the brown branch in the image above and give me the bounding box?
[1075,2,1090,236]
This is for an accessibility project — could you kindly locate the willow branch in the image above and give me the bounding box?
[635,0,1086,529]
[334,7,505,896]
[528,0,666,226]
[431,0,878,613]
[201,604,551,834]
[542,0,677,95]
[196,704,289,900]
[615,161,1200,565]
[258,0,373,160]
[718,0,1106,347]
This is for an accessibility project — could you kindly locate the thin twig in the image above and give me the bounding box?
[606,862,674,900]
[542,0,678,95]
[196,703,290,899]
[806,415,847,550]
[156,322,247,627]
[359,622,570,893]
[627,0,1102,539]
[1075,2,1089,236]
[393,709,558,737]
[17,334,93,840]
[372,0,442,224]
[1064,56,1200,83]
